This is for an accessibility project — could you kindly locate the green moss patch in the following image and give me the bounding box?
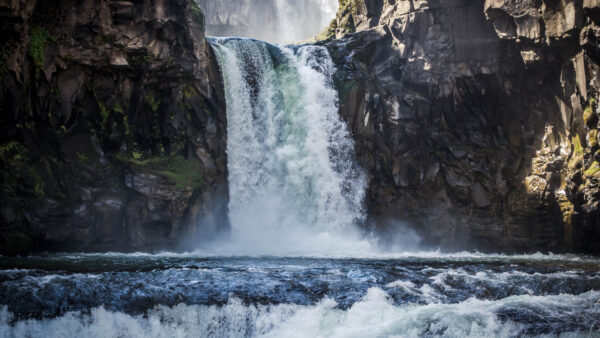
[0,141,44,199]
[145,92,160,112]
[557,194,574,227]
[117,153,204,190]
[568,135,584,170]
[28,26,56,72]
[190,1,205,27]
[584,161,600,178]
[588,129,598,149]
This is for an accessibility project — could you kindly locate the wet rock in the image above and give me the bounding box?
[0,0,228,252]
[471,183,492,209]
[326,0,600,253]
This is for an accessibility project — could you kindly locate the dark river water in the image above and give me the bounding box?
[0,252,599,337]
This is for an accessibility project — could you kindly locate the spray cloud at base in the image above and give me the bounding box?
[197,37,418,257]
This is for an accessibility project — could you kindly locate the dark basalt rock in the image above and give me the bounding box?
[2,0,599,255]
[324,0,600,253]
[0,0,229,255]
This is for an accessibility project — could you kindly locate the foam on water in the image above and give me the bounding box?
[1,289,598,338]
[26,250,600,262]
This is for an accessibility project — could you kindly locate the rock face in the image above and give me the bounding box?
[323,0,600,252]
[2,0,599,255]
[0,0,228,254]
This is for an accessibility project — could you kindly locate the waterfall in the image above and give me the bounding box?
[208,38,374,256]
[198,0,338,43]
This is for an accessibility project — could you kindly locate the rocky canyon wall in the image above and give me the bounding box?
[0,0,228,255]
[323,0,600,252]
[2,0,599,255]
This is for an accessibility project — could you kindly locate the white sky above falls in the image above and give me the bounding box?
[197,0,339,44]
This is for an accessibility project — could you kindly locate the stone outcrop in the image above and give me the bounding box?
[0,0,228,255]
[322,0,600,252]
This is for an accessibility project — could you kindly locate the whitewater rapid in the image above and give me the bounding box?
[207,38,376,256]
[1,254,599,337]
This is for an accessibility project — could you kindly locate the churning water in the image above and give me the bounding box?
[206,38,376,256]
[1,253,600,337]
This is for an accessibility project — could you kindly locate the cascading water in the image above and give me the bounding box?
[207,38,375,256]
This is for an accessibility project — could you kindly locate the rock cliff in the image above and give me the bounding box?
[2,0,599,255]
[0,0,228,255]
[323,0,600,252]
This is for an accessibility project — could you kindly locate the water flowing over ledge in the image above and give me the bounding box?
[206,37,373,257]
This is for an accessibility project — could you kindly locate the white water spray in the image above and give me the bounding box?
[208,38,376,256]
[198,0,338,44]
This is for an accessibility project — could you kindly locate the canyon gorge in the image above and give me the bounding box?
[0,0,599,255]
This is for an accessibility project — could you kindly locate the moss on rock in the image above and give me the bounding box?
[0,141,44,200]
[568,135,585,170]
[584,161,600,178]
[28,26,56,72]
[117,153,204,190]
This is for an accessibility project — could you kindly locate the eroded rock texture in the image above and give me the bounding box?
[0,0,228,254]
[324,0,600,252]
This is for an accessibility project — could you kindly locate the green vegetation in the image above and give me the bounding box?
[583,98,597,127]
[573,134,584,155]
[557,193,574,228]
[315,0,363,41]
[584,161,600,178]
[583,105,596,126]
[76,151,90,162]
[129,54,153,66]
[98,34,117,45]
[316,19,338,41]
[183,84,198,98]
[146,92,160,112]
[113,102,124,115]
[94,93,109,130]
[0,141,44,199]
[568,134,584,170]
[589,129,598,149]
[190,1,204,26]
[28,26,56,71]
[123,115,131,137]
[117,153,204,190]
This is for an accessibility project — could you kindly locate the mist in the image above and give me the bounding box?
[197,0,339,44]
